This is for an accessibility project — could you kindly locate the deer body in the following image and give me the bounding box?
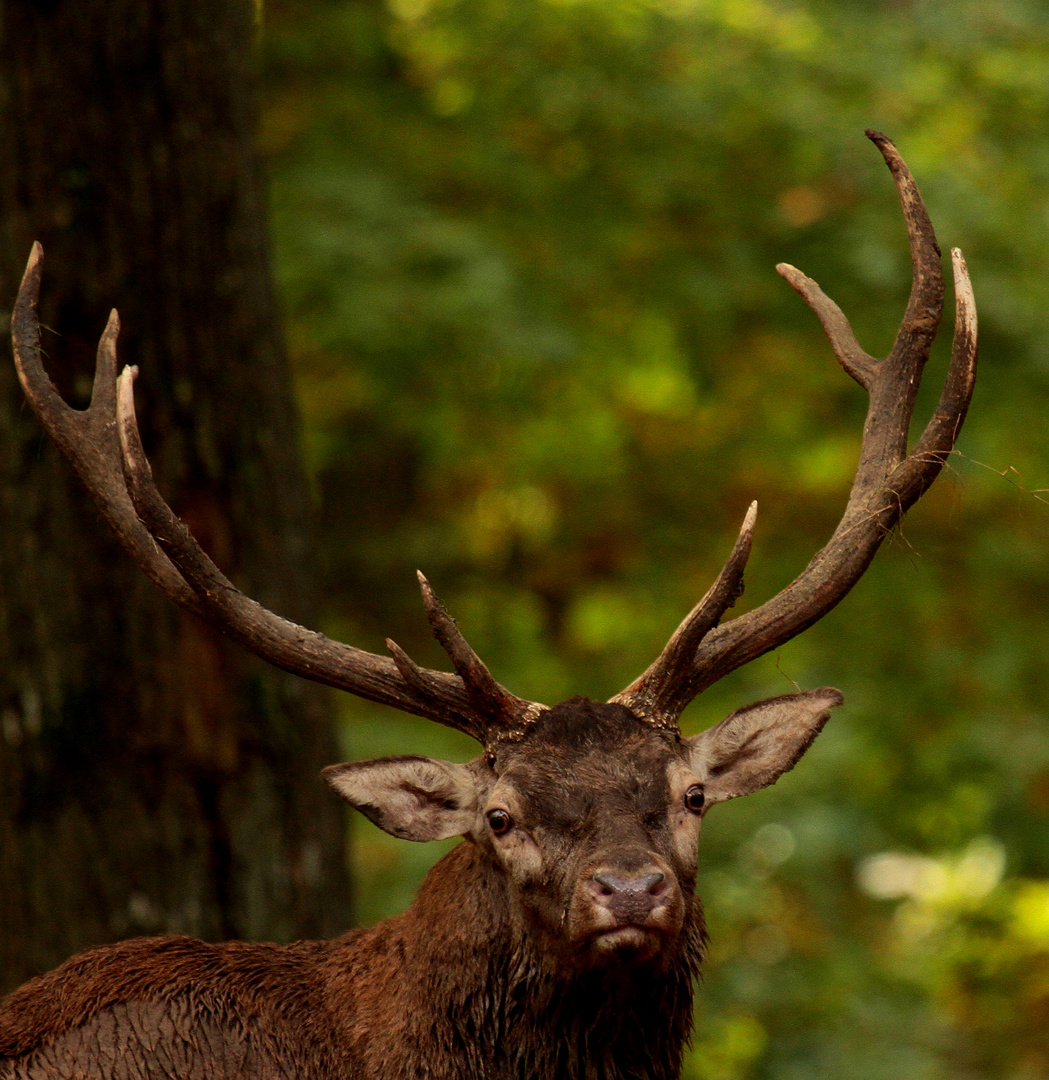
[0,133,977,1078]
[0,864,697,1080]
[1,703,723,1080]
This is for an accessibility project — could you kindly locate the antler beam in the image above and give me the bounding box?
[11,245,543,745]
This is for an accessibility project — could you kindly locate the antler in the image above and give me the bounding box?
[612,131,978,726]
[11,243,545,747]
[12,131,976,745]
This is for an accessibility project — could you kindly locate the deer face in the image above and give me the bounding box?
[324,688,840,969]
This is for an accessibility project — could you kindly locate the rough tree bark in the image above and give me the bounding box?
[0,0,351,993]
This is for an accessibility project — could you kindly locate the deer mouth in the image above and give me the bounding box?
[591,925,659,949]
[582,923,668,966]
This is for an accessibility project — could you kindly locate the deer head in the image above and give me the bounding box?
[323,690,839,969]
[9,131,976,975]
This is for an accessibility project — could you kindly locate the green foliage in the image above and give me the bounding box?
[261,0,1049,1074]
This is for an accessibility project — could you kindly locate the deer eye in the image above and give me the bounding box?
[487,809,513,836]
[684,785,706,813]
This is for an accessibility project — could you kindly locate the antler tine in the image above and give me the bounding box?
[899,247,978,491]
[611,132,977,724]
[384,637,489,743]
[869,130,945,353]
[610,502,756,725]
[777,264,877,390]
[11,244,205,613]
[415,571,542,729]
[774,266,875,389]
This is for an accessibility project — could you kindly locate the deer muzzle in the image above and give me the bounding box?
[574,854,681,960]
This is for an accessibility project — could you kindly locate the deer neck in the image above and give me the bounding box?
[336,841,705,1080]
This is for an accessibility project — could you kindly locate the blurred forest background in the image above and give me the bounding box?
[5,0,1049,1077]
[262,0,1049,1077]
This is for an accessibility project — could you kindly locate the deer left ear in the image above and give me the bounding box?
[685,688,843,804]
[323,755,480,841]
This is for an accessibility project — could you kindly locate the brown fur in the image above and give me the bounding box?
[0,703,717,1080]
[0,843,704,1079]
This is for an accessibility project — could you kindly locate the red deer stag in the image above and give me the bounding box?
[0,132,976,1080]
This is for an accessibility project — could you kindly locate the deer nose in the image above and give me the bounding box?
[588,869,668,924]
[591,870,666,896]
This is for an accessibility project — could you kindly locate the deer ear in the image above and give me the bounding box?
[323,755,480,841]
[685,688,843,804]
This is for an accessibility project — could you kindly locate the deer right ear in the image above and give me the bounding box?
[323,756,480,842]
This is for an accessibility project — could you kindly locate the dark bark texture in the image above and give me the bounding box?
[0,0,351,993]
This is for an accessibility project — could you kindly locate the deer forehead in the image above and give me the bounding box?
[487,713,686,827]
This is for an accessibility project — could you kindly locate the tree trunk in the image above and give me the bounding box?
[0,0,351,993]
